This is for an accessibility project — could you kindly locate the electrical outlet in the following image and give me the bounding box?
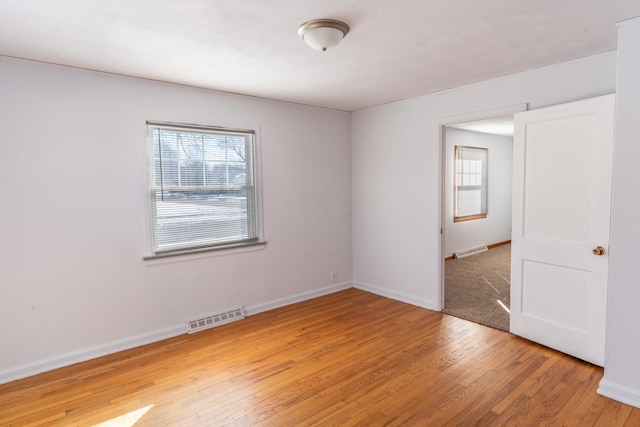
[331,272,337,282]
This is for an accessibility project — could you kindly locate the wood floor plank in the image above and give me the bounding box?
[623,405,640,426]
[1,288,638,426]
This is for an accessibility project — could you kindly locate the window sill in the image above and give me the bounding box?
[453,214,487,223]
[143,241,267,265]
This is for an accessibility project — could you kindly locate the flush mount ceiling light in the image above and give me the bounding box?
[298,19,350,51]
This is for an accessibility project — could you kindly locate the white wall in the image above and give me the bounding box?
[599,17,640,408]
[443,128,513,257]
[351,51,617,310]
[0,56,352,383]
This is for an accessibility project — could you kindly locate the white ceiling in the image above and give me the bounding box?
[0,0,621,112]
[449,117,515,137]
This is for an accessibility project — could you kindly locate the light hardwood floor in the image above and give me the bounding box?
[1,288,638,426]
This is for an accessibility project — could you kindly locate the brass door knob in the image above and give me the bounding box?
[592,246,606,256]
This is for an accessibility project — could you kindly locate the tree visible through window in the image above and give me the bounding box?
[147,122,259,255]
[454,146,488,222]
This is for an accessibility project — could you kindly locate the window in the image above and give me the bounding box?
[147,122,259,255]
[454,146,488,222]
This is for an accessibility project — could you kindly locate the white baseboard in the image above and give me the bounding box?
[245,281,352,316]
[0,282,353,385]
[353,281,437,311]
[0,324,185,385]
[598,378,640,408]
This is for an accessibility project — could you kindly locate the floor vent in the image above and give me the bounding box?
[187,306,245,334]
[453,245,488,259]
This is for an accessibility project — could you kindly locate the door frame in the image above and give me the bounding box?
[436,103,527,311]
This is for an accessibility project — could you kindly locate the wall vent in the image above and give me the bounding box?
[187,306,245,334]
[453,245,488,259]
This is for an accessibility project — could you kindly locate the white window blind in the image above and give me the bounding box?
[147,122,259,255]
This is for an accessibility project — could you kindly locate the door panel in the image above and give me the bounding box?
[522,115,594,241]
[511,94,615,366]
[521,260,588,331]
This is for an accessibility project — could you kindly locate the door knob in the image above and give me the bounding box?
[592,246,606,256]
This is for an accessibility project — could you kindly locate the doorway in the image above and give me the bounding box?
[441,116,514,331]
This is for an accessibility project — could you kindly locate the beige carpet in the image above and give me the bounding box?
[443,244,511,331]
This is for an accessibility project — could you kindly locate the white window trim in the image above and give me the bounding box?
[142,121,266,260]
[454,145,488,222]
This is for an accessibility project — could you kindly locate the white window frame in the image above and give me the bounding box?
[454,145,488,222]
[145,122,263,258]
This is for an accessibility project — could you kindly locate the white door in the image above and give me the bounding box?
[510,94,615,366]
